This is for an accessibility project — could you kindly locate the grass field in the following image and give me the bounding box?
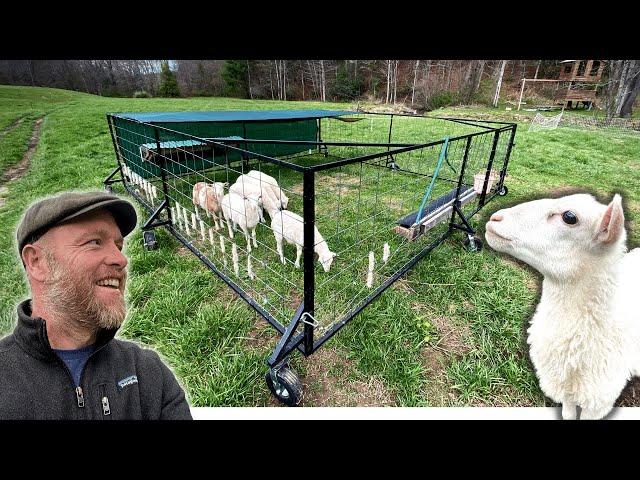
[1,85,638,407]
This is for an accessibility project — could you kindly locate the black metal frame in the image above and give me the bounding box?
[105,111,517,372]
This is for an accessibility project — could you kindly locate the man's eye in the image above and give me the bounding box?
[87,239,101,246]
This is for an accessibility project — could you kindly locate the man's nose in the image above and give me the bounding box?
[106,243,128,268]
[489,212,504,222]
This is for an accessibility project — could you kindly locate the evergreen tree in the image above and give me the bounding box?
[222,60,248,98]
[157,61,180,97]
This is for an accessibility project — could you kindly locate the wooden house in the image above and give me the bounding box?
[554,60,605,108]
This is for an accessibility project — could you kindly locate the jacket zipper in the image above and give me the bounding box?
[99,384,111,417]
[76,387,85,408]
[53,356,85,412]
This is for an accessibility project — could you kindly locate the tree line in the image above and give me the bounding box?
[0,59,637,117]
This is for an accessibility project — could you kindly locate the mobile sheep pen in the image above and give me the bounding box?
[104,109,517,406]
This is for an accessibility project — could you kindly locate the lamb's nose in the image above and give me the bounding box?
[490,212,503,222]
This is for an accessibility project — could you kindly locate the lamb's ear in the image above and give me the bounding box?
[596,194,625,244]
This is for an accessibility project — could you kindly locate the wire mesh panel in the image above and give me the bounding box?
[308,122,516,346]
[110,115,309,331]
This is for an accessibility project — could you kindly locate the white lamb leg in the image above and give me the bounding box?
[383,242,390,263]
[219,235,227,268]
[295,244,302,269]
[276,236,285,265]
[561,402,577,420]
[170,207,176,226]
[241,226,252,253]
[251,228,257,248]
[191,212,197,231]
[180,206,187,232]
[174,203,182,230]
[232,242,239,277]
[199,220,206,242]
[209,227,216,252]
[247,254,255,280]
[184,208,191,236]
[194,204,200,220]
[367,251,375,288]
[226,217,235,239]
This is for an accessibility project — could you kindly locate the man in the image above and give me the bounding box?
[0,191,192,420]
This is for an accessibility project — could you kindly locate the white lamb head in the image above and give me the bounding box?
[318,250,337,272]
[280,193,290,210]
[485,193,626,280]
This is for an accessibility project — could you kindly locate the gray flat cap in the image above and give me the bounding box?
[16,191,137,255]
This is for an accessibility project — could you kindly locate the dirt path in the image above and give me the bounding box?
[0,117,44,207]
[0,116,25,138]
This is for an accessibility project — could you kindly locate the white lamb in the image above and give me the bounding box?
[229,178,278,222]
[192,181,226,230]
[221,191,261,252]
[271,209,336,272]
[240,170,290,209]
[485,193,640,420]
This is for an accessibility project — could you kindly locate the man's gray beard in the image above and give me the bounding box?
[43,251,127,333]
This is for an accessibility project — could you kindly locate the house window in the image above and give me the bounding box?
[564,64,572,74]
[577,61,587,77]
[590,61,600,76]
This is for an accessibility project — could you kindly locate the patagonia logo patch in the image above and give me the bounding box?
[117,375,138,389]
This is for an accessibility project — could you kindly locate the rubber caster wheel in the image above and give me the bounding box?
[265,366,303,406]
[143,230,158,251]
[464,235,483,253]
[497,185,508,196]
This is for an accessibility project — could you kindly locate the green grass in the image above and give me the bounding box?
[1,85,639,408]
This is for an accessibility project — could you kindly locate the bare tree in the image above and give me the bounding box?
[411,60,420,105]
[616,60,640,117]
[493,60,507,107]
[392,60,398,104]
[386,60,391,104]
[320,60,326,102]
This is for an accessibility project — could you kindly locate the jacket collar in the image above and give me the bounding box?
[14,299,118,362]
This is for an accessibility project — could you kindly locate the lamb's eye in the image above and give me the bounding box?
[562,211,578,225]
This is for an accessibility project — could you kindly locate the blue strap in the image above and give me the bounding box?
[414,137,450,226]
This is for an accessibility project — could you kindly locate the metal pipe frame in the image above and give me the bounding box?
[478,130,501,207]
[302,169,316,354]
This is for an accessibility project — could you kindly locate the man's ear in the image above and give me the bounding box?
[596,194,625,245]
[22,244,50,282]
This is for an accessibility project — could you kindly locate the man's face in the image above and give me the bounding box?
[37,209,128,330]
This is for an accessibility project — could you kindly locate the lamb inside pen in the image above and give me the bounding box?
[229,177,279,221]
[271,209,336,272]
[221,191,262,252]
[192,181,227,230]
[485,193,640,420]
[244,170,290,209]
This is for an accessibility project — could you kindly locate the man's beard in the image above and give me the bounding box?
[43,251,127,333]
